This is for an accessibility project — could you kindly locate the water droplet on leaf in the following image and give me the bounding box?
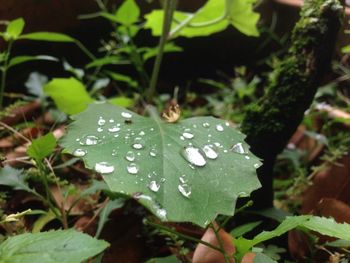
[132,137,144,149]
[181,146,206,167]
[127,163,139,174]
[98,117,106,126]
[178,184,191,198]
[149,148,157,157]
[231,142,245,154]
[216,124,224,132]
[73,148,87,157]
[95,162,114,174]
[108,126,120,133]
[125,151,135,162]
[121,112,132,119]
[202,145,218,160]
[202,122,210,128]
[148,181,160,192]
[79,135,100,146]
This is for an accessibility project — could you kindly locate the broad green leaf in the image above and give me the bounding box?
[114,0,140,26]
[0,229,109,263]
[95,198,125,237]
[0,166,37,195]
[230,220,262,237]
[8,55,58,68]
[108,96,135,107]
[228,0,260,37]
[19,32,75,42]
[5,18,25,40]
[146,255,181,263]
[27,133,57,161]
[145,10,228,38]
[60,103,261,226]
[44,77,93,115]
[86,56,128,68]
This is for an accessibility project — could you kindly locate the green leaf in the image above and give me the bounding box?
[230,220,262,237]
[19,32,75,42]
[341,45,350,53]
[114,0,140,26]
[86,56,128,68]
[44,77,93,115]
[107,72,137,88]
[253,253,278,263]
[142,43,183,61]
[27,133,57,161]
[108,96,135,108]
[8,55,58,68]
[228,0,260,37]
[95,198,125,238]
[32,210,57,233]
[0,166,37,195]
[146,255,181,263]
[60,103,261,226]
[5,18,25,40]
[0,229,109,263]
[302,216,350,241]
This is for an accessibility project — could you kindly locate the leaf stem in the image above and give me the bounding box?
[147,0,177,103]
[0,40,13,110]
[147,220,225,254]
[210,222,232,263]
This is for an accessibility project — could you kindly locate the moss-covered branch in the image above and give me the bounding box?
[241,0,344,207]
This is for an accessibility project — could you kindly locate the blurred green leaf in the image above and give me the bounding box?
[146,255,181,263]
[44,77,93,115]
[27,133,57,161]
[114,0,140,26]
[8,55,58,68]
[20,32,75,42]
[0,166,37,195]
[142,43,183,61]
[0,229,109,263]
[5,18,25,40]
[108,96,135,107]
[230,221,262,237]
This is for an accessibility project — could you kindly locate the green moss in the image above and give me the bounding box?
[242,0,343,159]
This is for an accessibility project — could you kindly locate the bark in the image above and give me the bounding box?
[241,0,344,208]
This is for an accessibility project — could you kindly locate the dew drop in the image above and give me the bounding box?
[148,181,160,192]
[95,162,114,174]
[182,132,194,139]
[245,155,250,160]
[181,146,206,167]
[108,126,120,133]
[127,163,139,174]
[216,124,224,132]
[179,175,188,184]
[178,184,191,198]
[98,117,106,126]
[202,145,218,160]
[254,163,261,168]
[97,127,104,132]
[132,137,144,149]
[109,119,114,123]
[149,148,157,157]
[111,149,117,156]
[225,122,230,127]
[202,122,210,128]
[231,142,246,154]
[79,135,100,146]
[73,148,87,157]
[125,151,135,162]
[180,136,185,141]
[121,112,132,119]
[139,131,145,136]
[160,178,166,183]
[214,142,222,148]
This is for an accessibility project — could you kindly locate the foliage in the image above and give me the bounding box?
[27,133,57,162]
[0,229,109,263]
[144,0,260,38]
[61,103,261,226]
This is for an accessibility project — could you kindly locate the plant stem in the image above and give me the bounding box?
[147,220,225,254]
[147,0,177,103]
[210,223,231,263]
[0,40,13,110]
